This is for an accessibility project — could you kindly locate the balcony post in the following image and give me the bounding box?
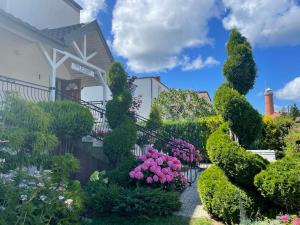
[49,49,57,101]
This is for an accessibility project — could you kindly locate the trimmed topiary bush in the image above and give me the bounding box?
[254,156,300,212]
[198,165,256,224]
[214,84,263,148]
[206,125,268,189]
[39,100,94,140]
[103,62,137,171]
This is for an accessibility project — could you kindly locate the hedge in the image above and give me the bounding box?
[198,165,255,224]
[161,116,223,150]
[254,156,300,212]
[206,125,268,189]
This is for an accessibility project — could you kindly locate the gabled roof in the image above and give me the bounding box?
[63,0,83,11]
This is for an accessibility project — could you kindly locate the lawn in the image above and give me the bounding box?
[83,216,213,225]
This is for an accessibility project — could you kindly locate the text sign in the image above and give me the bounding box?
[71,63,95,77]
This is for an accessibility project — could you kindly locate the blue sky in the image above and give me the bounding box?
[78,0,300,114]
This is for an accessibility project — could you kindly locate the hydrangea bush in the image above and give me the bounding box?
[168,139,203,165]
[129,146,187,191]
[279,214,300,225]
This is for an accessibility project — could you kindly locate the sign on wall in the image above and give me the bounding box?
[71,63,95,77]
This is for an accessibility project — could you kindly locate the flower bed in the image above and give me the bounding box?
[129,146,187,191]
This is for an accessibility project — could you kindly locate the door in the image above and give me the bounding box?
[61,79,81,100]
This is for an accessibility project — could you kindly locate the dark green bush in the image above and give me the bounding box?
[51,153,80,183]
[103,62,137,168]
[39,100,94,140]
[115,187,181,217]
[254,156,300,212]
[206,125,268,189]
[198,165,255,224]
[214,84,263,148]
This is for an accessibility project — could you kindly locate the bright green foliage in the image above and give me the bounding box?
[153,89,211,120]
[160,116,223,150]
[198,165,255,224]
[107,62,128,96]
[206,125,268,189]
[254,156,300,212]
[51,153,80,183]
[0,95,58,168]
[223,28,257,95]
[214,84,263,148]
[39,100,94,141]
[260,116,294,158]
[284,129,300,156]
[104,62,137,168]
[288,104,300,120]
[146,105,163,131]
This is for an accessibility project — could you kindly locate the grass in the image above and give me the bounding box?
[82,215,213,225]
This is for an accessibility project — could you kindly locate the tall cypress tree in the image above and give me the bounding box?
[223,28,257,95]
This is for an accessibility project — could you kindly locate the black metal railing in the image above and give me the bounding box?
[0,75,202,184]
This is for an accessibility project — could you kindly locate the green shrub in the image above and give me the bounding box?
[115,187,181,217]
[214,84,263,148]
[103,62,137,168]
[206,125,268,189]
[260,115,293,158]
[254,156,300,212]
[39,100,94,140]
[198,165,255,224]
[161,116,223,150]
[51,153,80,183]
[86,183,121,216]
[284,129,300,156]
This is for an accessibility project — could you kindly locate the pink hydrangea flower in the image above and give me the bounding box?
[146,177,153,184]
[293,217,300,225]
[280,215,290,223]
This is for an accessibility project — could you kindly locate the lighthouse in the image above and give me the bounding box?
[264,88,274,116]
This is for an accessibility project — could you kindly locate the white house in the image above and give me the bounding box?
[0,0,113,102]
[132,76,168,118]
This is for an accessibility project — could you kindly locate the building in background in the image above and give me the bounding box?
[264,88,281,118]
[132,76,168,118]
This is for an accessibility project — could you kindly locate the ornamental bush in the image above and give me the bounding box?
[206,125,268,189]
[198,165,256,224]
[168,139,203,165]
[129,146,187,192]
[284,129,300,156]
[103,62,137,169]
[214,84,263,148]
[39,100,94,141]
[254,156,300,212]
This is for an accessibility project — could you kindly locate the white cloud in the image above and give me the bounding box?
[275,77,300,101]
[76,0,106,23]
[181,56,220,71]
[222,0,300,46]
[112,0,220,73]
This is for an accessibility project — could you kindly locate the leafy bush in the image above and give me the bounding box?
[168,139,203,165]
[214,84,263,148]
[39,100,94,141]
[161,115,223,151]
[206,125,268,189]
[284,129,300,156]
[115,187,181,217]
[198,165,255,224]
[129,146,187,191]
[51,154,80,183]
[0,96,58,168]
[0,167,84,225]
[103,62,137,168]
[260,115,293,158]
[153,89,211,120]
[254,156,300,212]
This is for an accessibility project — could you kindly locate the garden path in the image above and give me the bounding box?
[175,170,209,218]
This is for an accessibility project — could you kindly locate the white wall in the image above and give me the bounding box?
[0,0,80,29]
[133,78,168,118]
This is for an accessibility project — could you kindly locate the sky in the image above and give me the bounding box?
[76,0,300,114]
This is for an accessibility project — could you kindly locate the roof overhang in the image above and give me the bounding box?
[63,0,83,11]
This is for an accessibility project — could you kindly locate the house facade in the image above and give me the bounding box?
[132,77,168,118]
[0,0,113,102]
